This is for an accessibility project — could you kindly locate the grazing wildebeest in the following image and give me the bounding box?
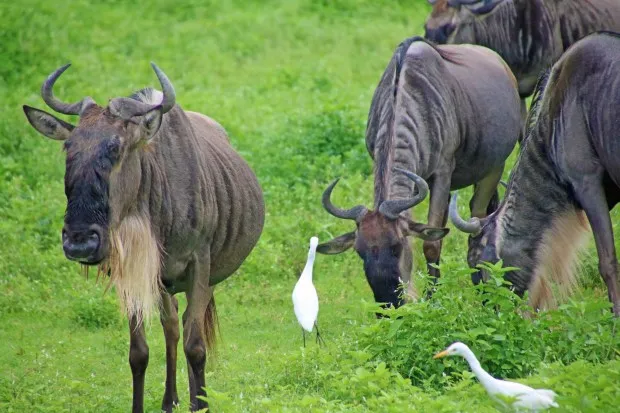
[449,31,620,317]
[316,37,521,308]
[424,0,620,98]
[23,63,265,412]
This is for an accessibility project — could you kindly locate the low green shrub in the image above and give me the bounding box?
[71,294,122,330]
[355,260,619,390]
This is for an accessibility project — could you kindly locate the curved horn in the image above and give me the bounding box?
[378,168,429,220]
[41,63,95,115]
[150,62,176,113]
[448,192,482,234]
[321,178,367,221]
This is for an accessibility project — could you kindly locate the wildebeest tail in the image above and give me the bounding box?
[204,296,220,354]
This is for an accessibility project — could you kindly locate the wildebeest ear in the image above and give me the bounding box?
[316,231,356,255]
[141,105,163,141]
[406,220,450,241]
[23,105,74,141]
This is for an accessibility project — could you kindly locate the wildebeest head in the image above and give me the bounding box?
[424,0,506,44]
[448,192,501,284]
[317,169,449,308]
[23,63,175,265]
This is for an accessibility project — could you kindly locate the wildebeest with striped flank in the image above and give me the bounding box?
[317,37,521,308]
[424,0,620,99]
[23,63,265,412]
[450,31,620,317]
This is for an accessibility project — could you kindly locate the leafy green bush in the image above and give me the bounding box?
[256,107,371,189]
[72,294,122,330]
[355,261,619,390]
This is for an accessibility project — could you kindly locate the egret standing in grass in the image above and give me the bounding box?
[292,236,324,347]
[434,342,558,412]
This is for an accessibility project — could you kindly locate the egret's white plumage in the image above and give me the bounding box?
[292,236,323,345]
[434,342,558,412]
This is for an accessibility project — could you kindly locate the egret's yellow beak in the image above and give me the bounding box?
[433,350,449,359]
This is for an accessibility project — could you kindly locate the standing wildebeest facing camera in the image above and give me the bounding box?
[23,63,265,412]
[424,0,620,99]
[317,37,521,309]
[450,31,620,317]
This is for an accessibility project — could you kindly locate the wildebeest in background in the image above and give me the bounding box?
[317,37,521,308]
[23,63,265,412]
[450,31,620,317]
[424,0,620,99]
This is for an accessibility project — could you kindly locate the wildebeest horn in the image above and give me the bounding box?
[41,63,95,115]
[321,178,367,221]
[378,168,429,220]
[118,63,177,117]
[150,62,175,114]
[449,192,482,234]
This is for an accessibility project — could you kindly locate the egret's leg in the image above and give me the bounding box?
[315,322,325,346]
[302,328,306,348]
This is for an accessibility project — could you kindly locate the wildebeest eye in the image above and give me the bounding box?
[390,244,401,257]
[106,136,121,162]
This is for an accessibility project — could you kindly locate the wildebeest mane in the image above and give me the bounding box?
[524,68,551,140]
[129,87,163,105]
[370,36,461,205]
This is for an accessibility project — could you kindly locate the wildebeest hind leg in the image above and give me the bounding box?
[470,165,504,218]
[423,172,451,295]
[573,179,620,316]
[183,255,215,411]
[160,293,180,412]
[128,316,149,413]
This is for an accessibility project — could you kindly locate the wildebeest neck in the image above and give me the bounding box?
[489,135,573,292]
[370,48,451,208]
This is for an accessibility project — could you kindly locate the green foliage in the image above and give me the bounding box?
[72,294,122,330]
[356,260,619,392]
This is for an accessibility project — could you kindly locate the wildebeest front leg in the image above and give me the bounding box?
[470,166,504,218]
[423,171,451,291]
[128,316,149,413]
[160,293,180,412]
[183,255,214,411]
[574,180,620,316]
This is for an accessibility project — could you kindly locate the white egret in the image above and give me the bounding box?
[434,342,558,412]
[292,236,324,347]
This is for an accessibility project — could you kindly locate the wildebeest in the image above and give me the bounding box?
[23,63,265,412]
[316,37,521,308]
[449,31,620,317]
[424,0,620,99]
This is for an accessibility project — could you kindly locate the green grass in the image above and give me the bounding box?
[1,0,618,412]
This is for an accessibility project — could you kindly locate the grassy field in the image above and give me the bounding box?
[1,0,618,412]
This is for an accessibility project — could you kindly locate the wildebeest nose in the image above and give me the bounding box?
[62,225,101,261]
[424,25,455,44]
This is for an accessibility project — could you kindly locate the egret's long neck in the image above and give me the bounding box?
[300,248,317,281]
[462,349,496,390]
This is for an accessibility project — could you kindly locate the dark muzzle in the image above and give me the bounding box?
[62,223,105,264]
